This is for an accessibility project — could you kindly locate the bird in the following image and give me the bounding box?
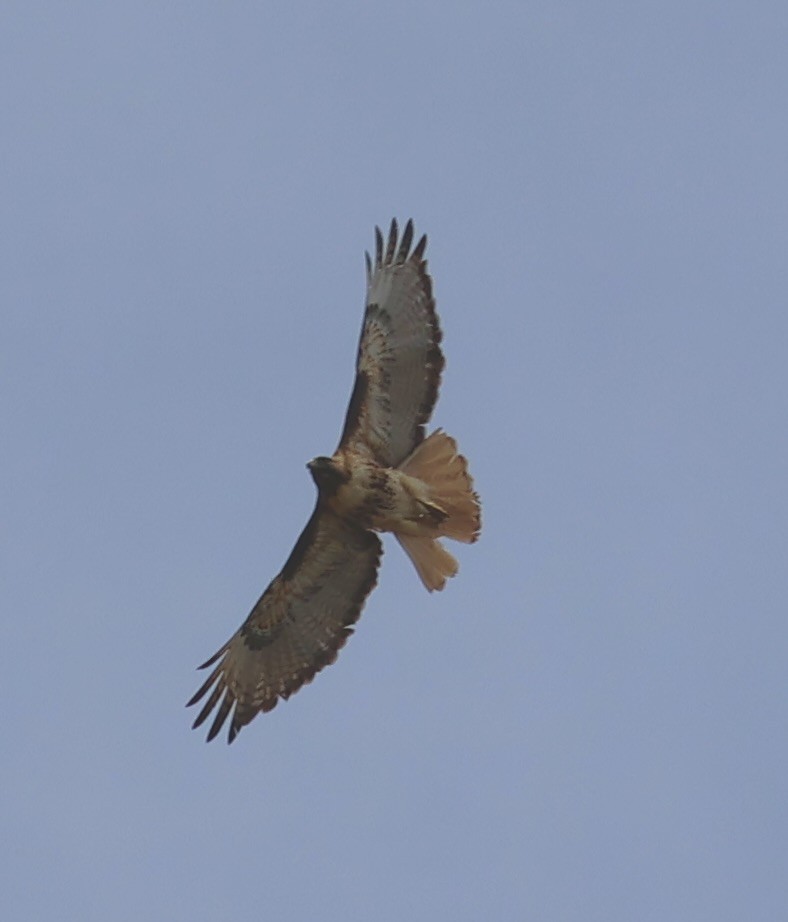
[188,219,481,742]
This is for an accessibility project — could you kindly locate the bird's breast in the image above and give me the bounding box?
[324,460,398,528]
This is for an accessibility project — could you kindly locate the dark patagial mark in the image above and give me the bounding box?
[337,369,369,448]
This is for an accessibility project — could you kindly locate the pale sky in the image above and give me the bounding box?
[4,3,787,920]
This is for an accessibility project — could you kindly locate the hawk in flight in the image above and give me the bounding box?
[188,220,481,742]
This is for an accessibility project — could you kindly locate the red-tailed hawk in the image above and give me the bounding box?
[188,220,480,742]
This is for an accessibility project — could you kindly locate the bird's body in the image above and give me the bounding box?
[188,220,480,742]
[310,451,445,536]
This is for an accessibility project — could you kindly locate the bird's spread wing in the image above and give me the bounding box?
[188,506,382,743]
[337,219,444,467]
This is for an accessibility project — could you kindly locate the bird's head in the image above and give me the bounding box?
[307,455,349,496]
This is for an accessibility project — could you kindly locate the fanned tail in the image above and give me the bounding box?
[396,429,481,591]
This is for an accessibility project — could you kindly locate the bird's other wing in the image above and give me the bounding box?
[188,506,382,743]
[337,219,444,467]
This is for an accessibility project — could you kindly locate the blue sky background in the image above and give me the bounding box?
[3,3,787,919]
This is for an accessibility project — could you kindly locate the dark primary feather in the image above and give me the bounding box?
[188,506,382,743]
[396,219,414,261]
[339,219,444,466]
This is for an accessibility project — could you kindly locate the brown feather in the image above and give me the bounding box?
[188,506,381,743]
[338,220,444,466]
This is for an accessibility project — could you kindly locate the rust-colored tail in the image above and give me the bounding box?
[395,535,459,593]
[396,429,481,592]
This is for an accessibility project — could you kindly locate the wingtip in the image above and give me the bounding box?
[372,219,426,266]
[197,642,228,671]
[385,219,398,264]
[397,219,414,263]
